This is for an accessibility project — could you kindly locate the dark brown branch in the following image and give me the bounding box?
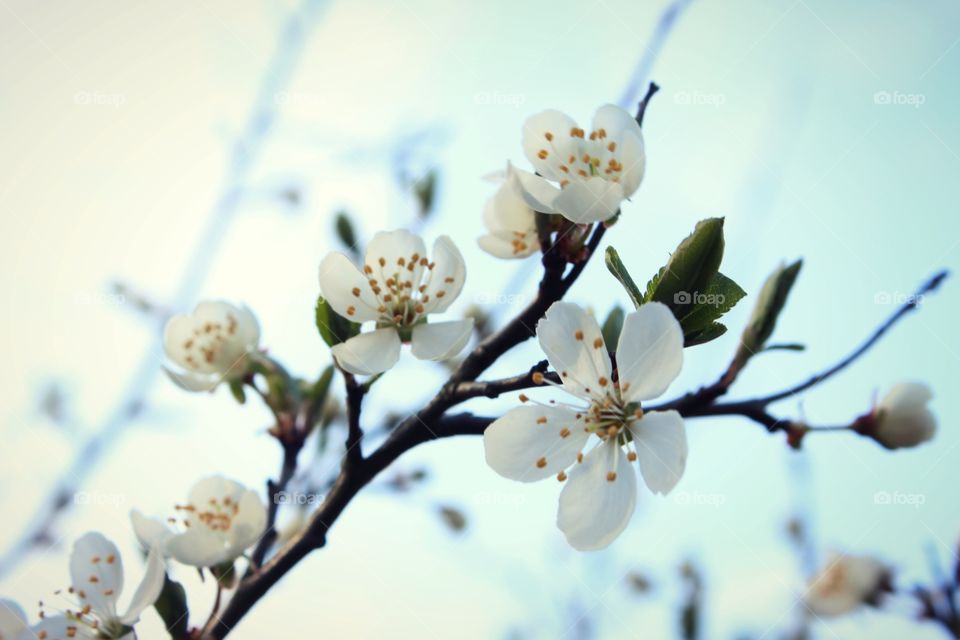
[342,372,365,469]
[201,219,611,639]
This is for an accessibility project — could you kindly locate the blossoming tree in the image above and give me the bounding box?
[2,87,950,639]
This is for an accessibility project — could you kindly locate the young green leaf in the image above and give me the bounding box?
[154,574,189,638]
[601,305,626,347]
[646,217,725,313]
[733,259,802,369]
[315,296,360,347]
[605,246,644,309]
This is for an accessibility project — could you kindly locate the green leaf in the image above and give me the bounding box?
[334,211,358,255]
[677,272,747,334]
[154,574,189,637]
[413,170,438,219]
[646,217,725,314]
[315,296,360,347]
[605,246,644,308]
[734,259,802,368]
[683,322,728,347]
[308,365,335,404]
[601,305,626,347]
[227,379,246,405]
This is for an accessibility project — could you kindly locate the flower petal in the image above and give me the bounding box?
[165,530,229,568]
[130,510,174,552]
[629,410,687,495]
[162,313,198,370]
[0,599,27,638]
[29,616,83,640]
[318,252,381,323]
[536,302,612,402]
[508,164,560,214]
[552,177,623,224]
[557,440,637,551]
[410,319,474,361]
[422,235,466,313]
[331,328,401,375]
[69,532,124,620]
[616,302,684,403]
[230,490,268,549]
[522,109,579,180]
[162,366,218,392]
[591,104,642,144]
[483,406,589,482]
[364,229,427,277]
[119,546,165,625]
[618,130,646,197]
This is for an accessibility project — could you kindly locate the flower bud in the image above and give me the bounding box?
[857,382,935,450]
[804,553,891,617]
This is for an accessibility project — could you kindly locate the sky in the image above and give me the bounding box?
[0,0,958,638]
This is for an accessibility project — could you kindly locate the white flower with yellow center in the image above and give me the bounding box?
[869,382,936,449]
[130,476,267,568]
[162,301,261,392]
[0,599,27,640]
[29,532,165,640]
[318,229,473,375]
[478,166,540,259]
[483,301,687,551]
[510,104,646,224]
[804,553,889,617]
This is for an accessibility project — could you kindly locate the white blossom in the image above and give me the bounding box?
[478,165,540,259]
[29,532,165,639]
[162,301,261,392]
[131,475,267,568]
[318,229,473,375]
[510,104,645,224]
[804,553,889,617]
[871,382,936,449]
[0,599,27,640]
[483,301,686,551]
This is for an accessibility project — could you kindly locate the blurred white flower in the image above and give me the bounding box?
[318,229,473,375]
[869,382,936,449]
[510,104,645,224]
[29,532,164,639]
[804,553,889,617]
[478,165,539,259]
[162,301,261,392]
[0,598,27,639]
[131,475,267,568]
[483,301,686,551]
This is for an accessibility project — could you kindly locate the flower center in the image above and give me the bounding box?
[536,127,625,188]
[172,494,240,535]
[360,250,455,328]
[180,314,241,370]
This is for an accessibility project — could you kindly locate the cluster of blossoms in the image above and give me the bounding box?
[1,533,164,639]
[0,477,265,639]
[479,104,646,259]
